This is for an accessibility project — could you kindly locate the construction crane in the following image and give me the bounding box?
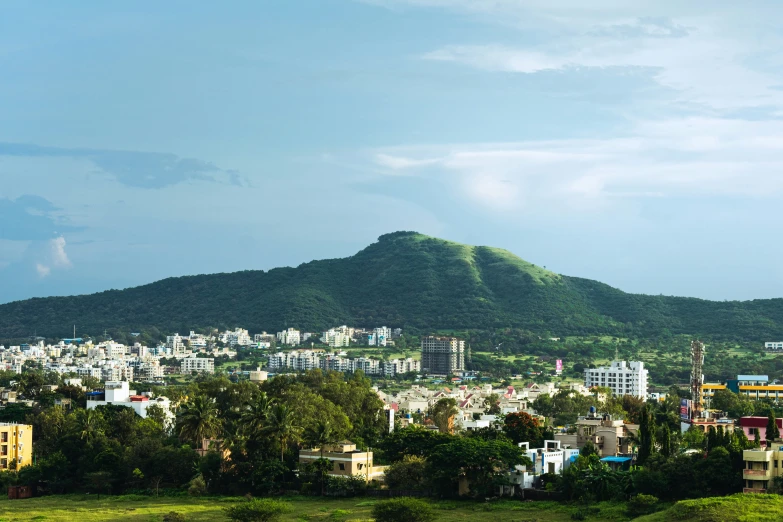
[690,340,705,419]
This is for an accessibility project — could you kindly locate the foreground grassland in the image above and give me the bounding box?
[0,493,780,521]
[0,496,613,522]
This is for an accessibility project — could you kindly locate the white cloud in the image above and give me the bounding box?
[33,236,71,278]
[36,263,51,278]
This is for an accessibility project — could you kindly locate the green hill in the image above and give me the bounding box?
[1,230,783,340]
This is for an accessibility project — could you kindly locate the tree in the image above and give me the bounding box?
[224,499,292,522]
[262,403,302,462]
[767,412,780,444]
[484,393,501,415]
[383,455,430,490]
[429,398,458,434]
[177,395,222,445]
[637,405,656,465]
[69,408,105,442]
[372,497,435,522]
[305,419,338,495]
[428,437,529,498]
[503,411,542,445]
[378,426,452,462]
[241,392,274,437]
[660,423,672,458]
[580,440,599,458]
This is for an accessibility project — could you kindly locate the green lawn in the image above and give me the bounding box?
[0,495,620,522]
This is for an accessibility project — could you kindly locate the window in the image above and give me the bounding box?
[339,463,345,471]
[358,463,364,470]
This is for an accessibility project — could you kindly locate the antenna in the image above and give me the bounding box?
[615,344,619,362]
[691,340,705,419]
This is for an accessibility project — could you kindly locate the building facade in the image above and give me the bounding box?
[181,357,215,374]
[0,423,32,470]
[421,336,465,375]
[584,361,648,399]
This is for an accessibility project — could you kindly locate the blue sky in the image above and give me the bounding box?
[3,0,783,303]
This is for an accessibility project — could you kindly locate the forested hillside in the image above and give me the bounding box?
[1,231,782,340]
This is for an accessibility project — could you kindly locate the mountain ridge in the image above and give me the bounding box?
[1,231,781,340]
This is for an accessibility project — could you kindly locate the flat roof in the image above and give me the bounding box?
[738,375,769,381]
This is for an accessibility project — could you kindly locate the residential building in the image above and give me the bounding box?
[421,336,465,375]
[0,423,32,470]
[564,412,639,457]
[187,331,209,349]
[165,334,188,356]
[299,441,386,481]
[276,328,301,346]
[181,356,215,374]
[86,381,173,422]
[321,329,352,348]
[369,327,392,347]
[219,328,252,347]
[703,375,783,406]
[765,342,783,352]
[740,417,783,446]
[384,358,421,377]
[584,361,648,399]
[743,442,783,493]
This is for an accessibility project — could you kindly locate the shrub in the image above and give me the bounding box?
[224,499,293,522]
[163,512,186,522]
[371,497,435,522]
[188,475,207,497]
[627,494,659,516]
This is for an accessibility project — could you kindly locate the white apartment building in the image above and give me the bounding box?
[187,331,209,349]
[351,357,381,375]
[219,328,252,347]
[584,361,648,399]
[87,381,173,423]
[321,329,351,348]
[765,342,783,351]
[369,327,392,347]
[384,358,421,377]
[181,356,215,374]
[166,334,188,356]
[268,350,319,371]
[276,328,301,346]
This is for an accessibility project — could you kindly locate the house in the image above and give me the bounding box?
[739,417,783,446]
[563,413,638,457]
[298,441,386,481]
[505,440,580,492]
[86,381,173,423]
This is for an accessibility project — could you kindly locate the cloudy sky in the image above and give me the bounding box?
[3,0,783,303]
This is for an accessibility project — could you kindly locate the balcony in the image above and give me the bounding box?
[743,469,770,477]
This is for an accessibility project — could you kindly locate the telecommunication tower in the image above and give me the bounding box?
[690,340,705,418]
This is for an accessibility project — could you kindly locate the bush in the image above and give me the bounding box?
[188,475,207,497]
[371,497,436,522]
[163,513,186,522]
[224,499,293,522]
[627,494,659,516]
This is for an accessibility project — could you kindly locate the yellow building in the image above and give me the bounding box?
[743,444,783,493]
[0,423,32,470]
[299,441,386,481]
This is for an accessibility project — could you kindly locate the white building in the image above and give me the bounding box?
[86,381,173,423]
[187,331,209,349]
[369,327,392,347]
[276,328,301,346]
[321,329,352,348]
[166,334,188,356]
[384,358,421,377]
[584,360,648,399]
[765,342,783,352]
[181,356,215,374]
[219,328,252,347]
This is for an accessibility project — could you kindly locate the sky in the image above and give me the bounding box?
[3,0,783,303]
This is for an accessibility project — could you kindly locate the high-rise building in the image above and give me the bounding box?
[421,336,465,375]
[583,361,648,399]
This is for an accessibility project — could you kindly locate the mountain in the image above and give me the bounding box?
[1,231,783,340]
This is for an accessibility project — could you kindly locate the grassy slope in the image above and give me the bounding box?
[2,231,783,339]
[637,494,783,522]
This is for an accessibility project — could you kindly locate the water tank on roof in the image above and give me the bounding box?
[589,406,596,414]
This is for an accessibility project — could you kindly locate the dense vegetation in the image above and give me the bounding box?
[2,231,783,340]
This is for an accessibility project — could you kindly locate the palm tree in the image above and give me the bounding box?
[307,419,337,460]
[241,392,275,437]
[72,409,104,442]
[177,395,222,446]
[262,403,303,462]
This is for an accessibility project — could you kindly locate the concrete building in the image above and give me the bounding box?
[384,358,421,377]
[421,336,465,375]
[369,327,392,347]
[219,328,252,347]
[181,357,215,374]
[165,333,188,356]
[584,361,648,399]
[299,441,386,481]
[0,423,32,470]
[86,381,173,422]
[566,413,639,457]
[743,443,783,493]
[765,342,783,352]
[249,368,268,382]
[276,328,301,346]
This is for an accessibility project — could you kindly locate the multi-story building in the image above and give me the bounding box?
[765,342,783,352]
[299,441,385,481]
[276,328,301,346]
[187,331,209,349]
[268,350,319,371]
[181,357,215,374]
[0,423,32,470]
[743,444,783,493]
[384,358,421,377]
[321,329,352,348]
[166,334,188,356]
[584,361,648,399]
[703,375,783,406]
[351,357,381,375]
[86,381,173,422]
[369,327,392,347]
[219,328,252,347]
[421,336,465,375]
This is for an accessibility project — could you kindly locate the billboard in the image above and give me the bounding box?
[556,360,563,374]
[680,398,691,421]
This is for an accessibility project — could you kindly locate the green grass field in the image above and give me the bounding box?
[0,494,780,521]
[0,495,614,522]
